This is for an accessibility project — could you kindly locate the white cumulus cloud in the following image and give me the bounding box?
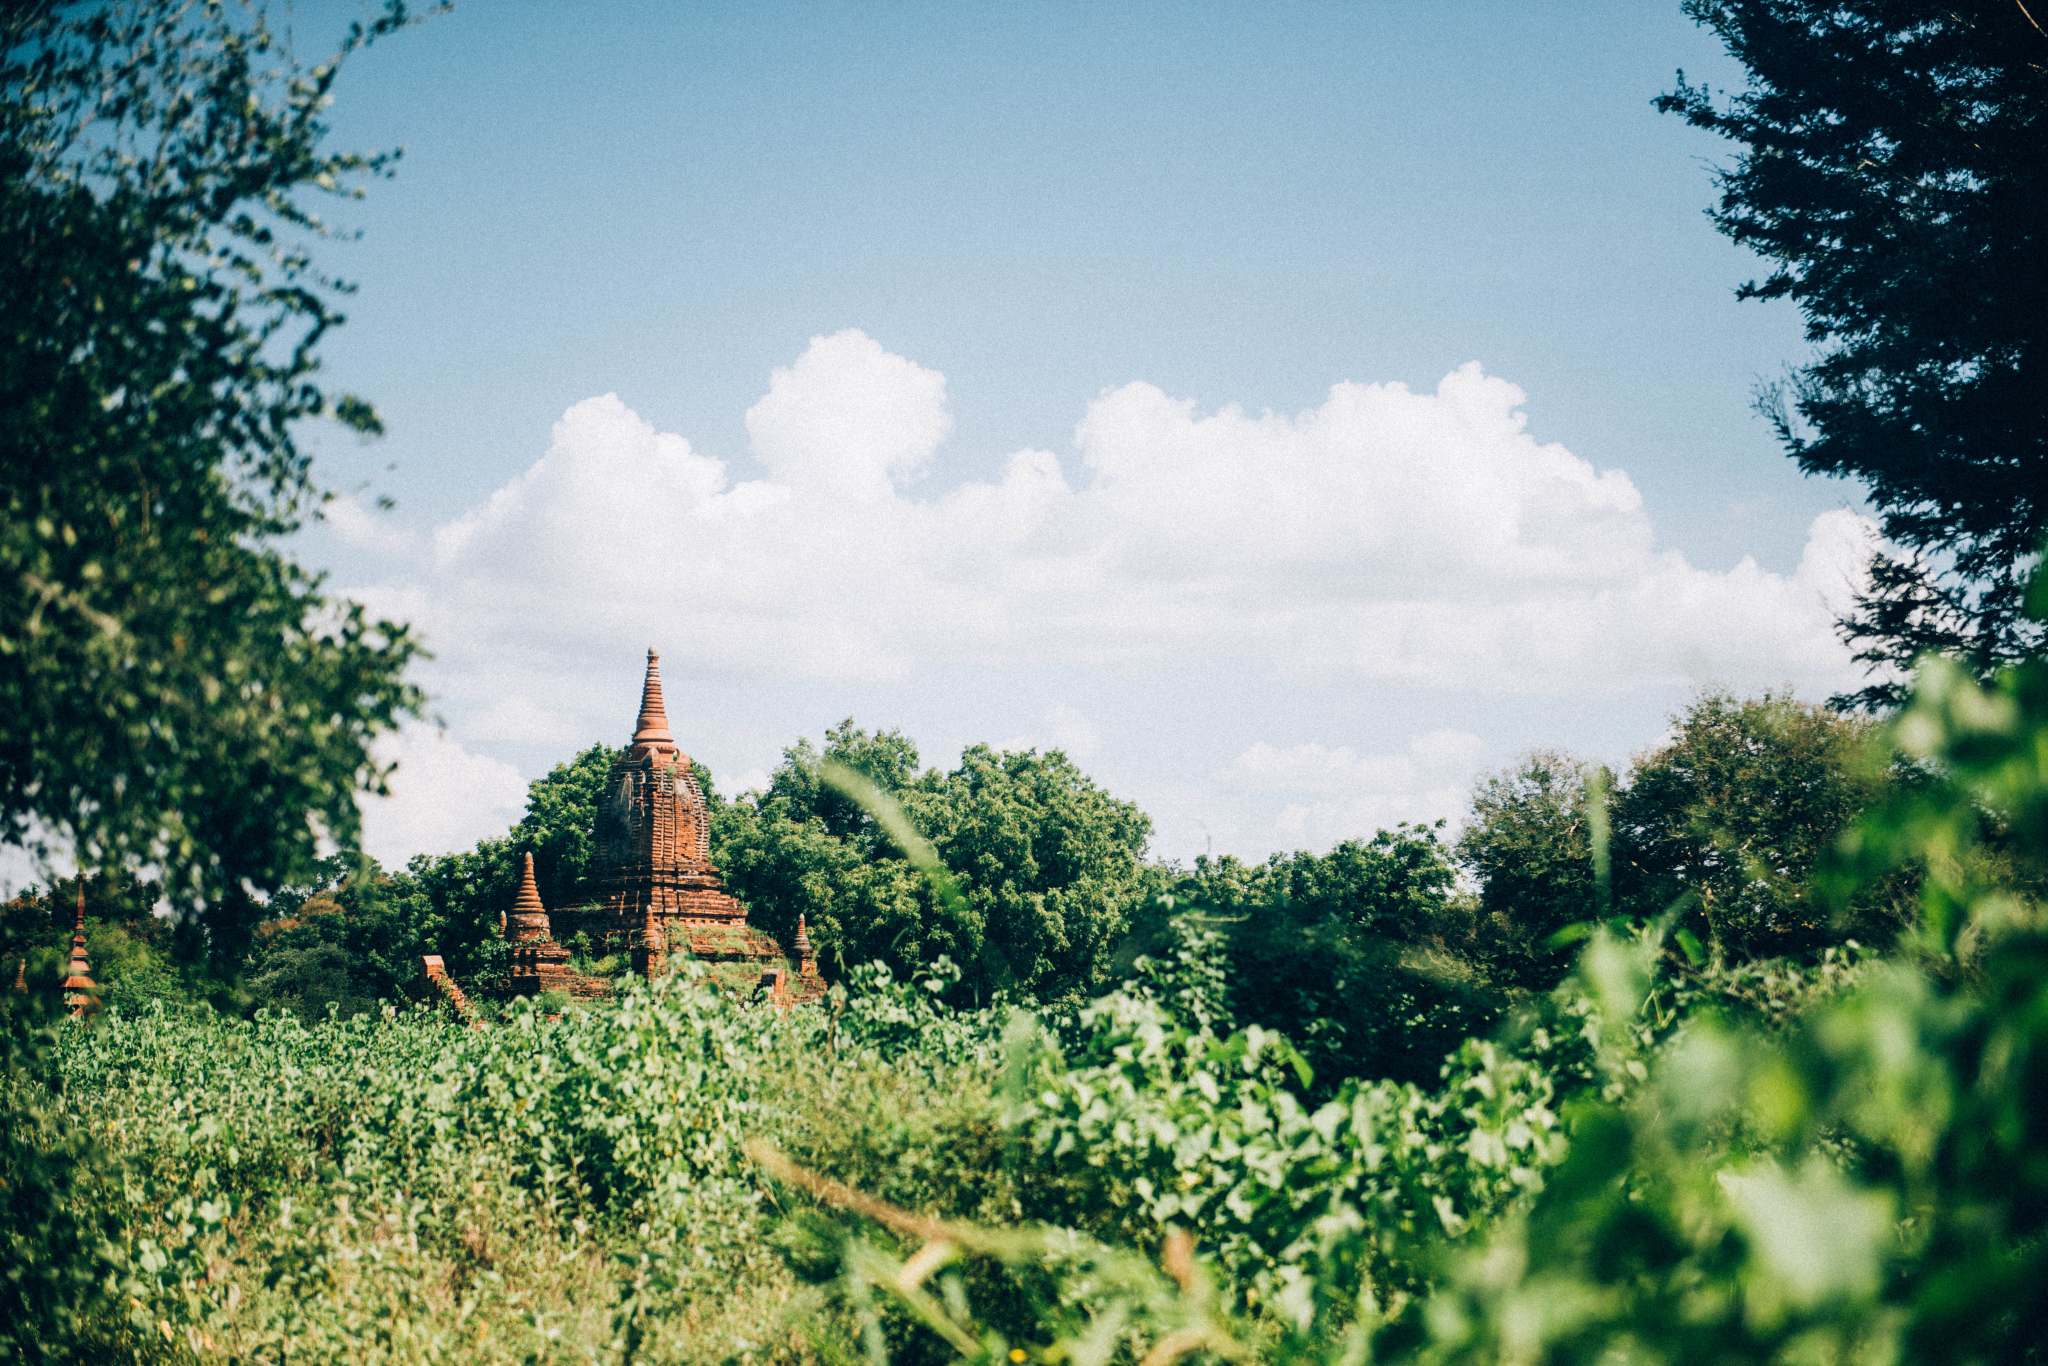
[358,727,531,871]
[366,331,1871,701]
[999,703,1105,761]
[1215,729,1488,850]
[746,328,953,500]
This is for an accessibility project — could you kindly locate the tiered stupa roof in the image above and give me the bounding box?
[60,879,96,1017]
[509,852,554,944]
[795,913,818,980]
[506,850,572,998]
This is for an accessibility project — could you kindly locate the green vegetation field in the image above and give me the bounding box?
[6,1,2047,1362]
[7,656,2048,1366]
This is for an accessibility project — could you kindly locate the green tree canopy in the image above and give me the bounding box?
[1658,0,2048,702]
[512,741,627,910]
[763,719,920,842]
[907,743,1154,1006]
[0,1,427,965]
[716,722,1154,1006]
[1455,750,1599,989]
[714,720,932,981]
[250,852,438,1019]
[1169,826,1499,1091]
[1612,689,1914,955]
[1460,692,1916,981]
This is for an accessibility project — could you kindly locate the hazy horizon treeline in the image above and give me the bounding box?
[6,686,1950,1100]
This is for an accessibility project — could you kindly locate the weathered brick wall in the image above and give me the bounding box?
[415,955,484,1025]
[579,743,791,980]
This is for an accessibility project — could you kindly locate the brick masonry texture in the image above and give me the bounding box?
[422,649,823,1012]
[567,649,776,980]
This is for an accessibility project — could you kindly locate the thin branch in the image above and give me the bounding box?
[746,1141,963,1244]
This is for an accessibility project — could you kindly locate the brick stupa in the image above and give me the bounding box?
[507,852,575,996]
[561,650,785,985]
[61,878,97,1017]
[415,650,822,1013]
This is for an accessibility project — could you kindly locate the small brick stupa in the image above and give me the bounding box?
[61,878,97,1017]
[794,913,821,988]
[507,852,575,996]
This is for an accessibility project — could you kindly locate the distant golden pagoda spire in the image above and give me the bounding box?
[60,876,96,1017]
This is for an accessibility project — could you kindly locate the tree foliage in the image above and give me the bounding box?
[1422,641,2048,1366]
[716,721,1154,1006]
[248,853,438,1020]
[1456,751,1600,989]
[1612,689,1916,954]
[0,1,427,954]
[762,719,921,843]
[906,742,1154,1006]
[716,721,937,983]
[1166,828,1500,1090]
[717,796,932,980]
[514,740,629,910]
[1657,0,2048,701]
[1459,692,1915,983]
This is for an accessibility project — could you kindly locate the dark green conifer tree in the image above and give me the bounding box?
[1659,0,2048,703]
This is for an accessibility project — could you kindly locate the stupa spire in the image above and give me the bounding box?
[504,851,572,997]
[508,852,553,944]
[795,913,817,980]
[61,876,96,1017]
[632,648,675,752]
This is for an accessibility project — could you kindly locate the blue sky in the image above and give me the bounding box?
[270,0,1878,869]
